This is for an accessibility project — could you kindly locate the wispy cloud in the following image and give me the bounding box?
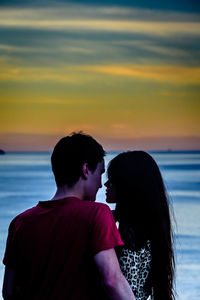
[0,6,200,37]
[1,60,199,85]
[0,5,199,68]
[1,5,200,21]
[83,65,200,85]
[0,44,47,53]
[112,40,192,58]
[0,19,199,37]
[0,44,94,55]
[0,61,89,83]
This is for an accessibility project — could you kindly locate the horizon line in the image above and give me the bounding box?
[2,149,200,153]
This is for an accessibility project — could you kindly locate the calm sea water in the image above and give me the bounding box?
[0,151,200,299]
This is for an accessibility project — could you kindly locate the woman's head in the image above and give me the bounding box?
[105,151,168,227]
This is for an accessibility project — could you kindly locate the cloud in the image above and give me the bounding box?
[113,40,190,58]
[0,6,200,37]
[0,43,94,55]
[0,19,199,37]
[0,5,199,68]
[0,62,89,83]
[0,44,47,53]
[0,61,200,85]
[85,65,200,85]
[1,5,200,22]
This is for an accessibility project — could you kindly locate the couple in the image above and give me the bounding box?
[3,133,175,300]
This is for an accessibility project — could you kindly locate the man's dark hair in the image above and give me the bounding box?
[51,132,106,187]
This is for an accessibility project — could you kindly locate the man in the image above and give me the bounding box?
[3,133,135,300]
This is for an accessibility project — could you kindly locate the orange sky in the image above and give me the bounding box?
[0,2,200,151]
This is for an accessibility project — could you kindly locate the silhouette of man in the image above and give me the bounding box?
[3,133,135,300]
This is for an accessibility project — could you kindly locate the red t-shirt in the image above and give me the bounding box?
[3,197,123,300]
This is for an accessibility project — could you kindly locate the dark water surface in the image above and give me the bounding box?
[0,151,200,299]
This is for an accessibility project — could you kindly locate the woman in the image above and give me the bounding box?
[105,151,175,300]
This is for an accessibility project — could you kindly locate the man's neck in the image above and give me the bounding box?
[51,182,84,201]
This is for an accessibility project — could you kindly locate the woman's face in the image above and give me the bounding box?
[104,178,117,203]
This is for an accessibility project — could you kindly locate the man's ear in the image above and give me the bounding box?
[82,163,89,179]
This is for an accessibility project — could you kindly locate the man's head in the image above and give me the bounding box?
[51,132,106,200]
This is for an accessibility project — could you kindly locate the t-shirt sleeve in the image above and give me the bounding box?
[91,204,124,255]
[3,217,18,268]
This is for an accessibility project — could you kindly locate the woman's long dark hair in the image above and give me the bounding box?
[107,151,175,300]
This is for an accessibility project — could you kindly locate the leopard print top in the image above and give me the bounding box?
[118,240,152,300]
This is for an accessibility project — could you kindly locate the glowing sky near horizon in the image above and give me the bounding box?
[0,0,200,150]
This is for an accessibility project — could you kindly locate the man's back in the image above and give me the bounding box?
[3,197,123,300]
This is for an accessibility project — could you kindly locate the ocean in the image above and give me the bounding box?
[0,151,200,299]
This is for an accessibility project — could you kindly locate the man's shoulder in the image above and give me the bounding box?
[75,200,112,222]
[10,206,38,226]
[87,202,114,223]
[84,201,111,212]
[18,205,38,217]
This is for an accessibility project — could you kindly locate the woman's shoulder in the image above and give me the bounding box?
[119,222,150,250]
[119,239,151,259]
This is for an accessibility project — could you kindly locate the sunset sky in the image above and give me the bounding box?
[0,0,200,151]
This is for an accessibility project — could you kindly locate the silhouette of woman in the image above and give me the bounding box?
[105,151,175,300]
